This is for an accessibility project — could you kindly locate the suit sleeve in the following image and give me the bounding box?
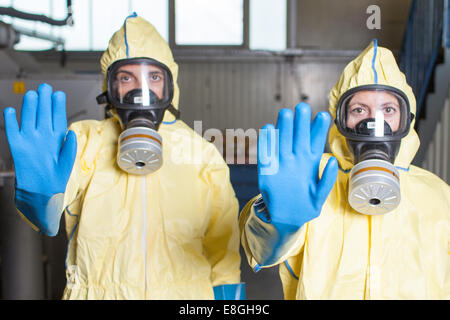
[239,194,307,272]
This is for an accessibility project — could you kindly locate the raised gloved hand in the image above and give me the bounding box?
[3,83,77,236]
[246,102,338,266]
[258,102,338,230]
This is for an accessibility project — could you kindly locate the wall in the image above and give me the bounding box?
[296,0,412,51]
[422,94,450,184]
[0,75,104,168]
[178,56,348,130]
[177,55,351,162]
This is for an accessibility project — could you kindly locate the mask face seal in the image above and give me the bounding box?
[97,57,175,175]
[335,85,413,215]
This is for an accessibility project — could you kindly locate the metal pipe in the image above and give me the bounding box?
[12,25,65,47]
[171,48,362,62]
[0,171,14,178]
[278,48,362,57]
[0,0,72,27]
[444,0,449,47]
[286,0,297,49]
[0,21,19,48]
[29,47,366,64]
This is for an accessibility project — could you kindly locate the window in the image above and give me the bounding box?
[174,0,244,46]
[249,0,286,51]
[0,0,53,50]
[0,0,168,51]
[0,0,286,51]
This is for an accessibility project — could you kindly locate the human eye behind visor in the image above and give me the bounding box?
[336,87,411,139]
[115,71,137,88]
[117,72,133,83]
[149,71,164,82]
[347,103,369,126]
[106,58,174,109]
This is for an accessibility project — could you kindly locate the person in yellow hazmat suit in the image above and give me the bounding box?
[239,39,449,299]
[3,13,245,300]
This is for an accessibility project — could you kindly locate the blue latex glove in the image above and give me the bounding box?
[213,283,246,300]
[252,102,338,264]
[3,83,77,236]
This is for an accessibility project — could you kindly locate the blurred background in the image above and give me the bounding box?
[0,0,448,299]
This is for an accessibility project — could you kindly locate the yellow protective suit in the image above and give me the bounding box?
[60,15,241,299]
[240,41,450,299]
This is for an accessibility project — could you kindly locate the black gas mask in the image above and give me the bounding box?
[97,57,179,175]
[336,85,414,215]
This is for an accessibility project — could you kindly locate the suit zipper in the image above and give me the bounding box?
[142,177,147,298]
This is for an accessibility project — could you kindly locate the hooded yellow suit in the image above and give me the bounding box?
[60,15,241,299]
[240,41,450,299]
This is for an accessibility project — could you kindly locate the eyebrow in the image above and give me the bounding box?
[380,102,399,107]
[348,101,399,108]
[116,70,134,76]
[348,101,369,108]
[116,70,165,79]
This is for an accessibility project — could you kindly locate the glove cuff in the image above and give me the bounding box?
[213,283,246,300]
[15,188,64,237]
[244,197,305,269]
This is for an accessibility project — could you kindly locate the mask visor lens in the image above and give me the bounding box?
[108,59,172,108]
[337,88,410,139]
